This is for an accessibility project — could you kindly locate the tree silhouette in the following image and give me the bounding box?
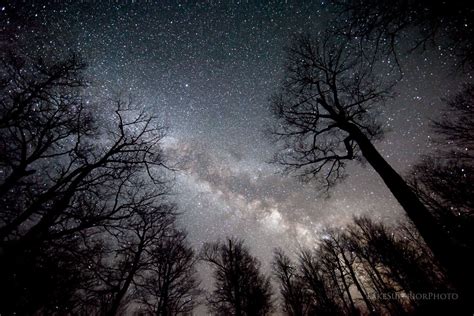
[333,0,474,70]
[0,52,89,206]
[270,33,388,189]
[135,229,202,316]
[0,48,171,248]
[272,249,311,316]
[0,229,103,315]
[346,217,451,315]
[298,248,346,315]
[0,49,189,315]
[273,217,453,316]
[201,238,273,316]
[270,32,464,305]
[83,203,198,316]
[432,83,474,156]
[409,84,474,310]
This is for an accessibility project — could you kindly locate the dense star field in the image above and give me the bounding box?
[1,1,473,315]
[7,0,464,257]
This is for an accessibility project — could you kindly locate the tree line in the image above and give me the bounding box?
[0,49,203,315]
[0,46,471,316]
[269,0,473,313]
[1,0,473,315]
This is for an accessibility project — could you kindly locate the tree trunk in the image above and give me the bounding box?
[335,258,358,315]
[106,243,144,316]
[345,122,472,310]
[340,250,376,315]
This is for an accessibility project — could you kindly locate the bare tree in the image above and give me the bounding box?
[411,159,473,251]
[408,84,474,311]
[84,204,176,316]
[320,230,378,315]
[270,33,388,189]
[347,217,450,315]
[298,249,345,315]
[0,228,104,315]
[270,33,462,304]
[274,217,453,316]
[344,219,405,315]
[0,98,167,244]
[136,229,202,316]
[201,238,273,316]
[0,50,176,315]
[273,235,361,316]
[0,52,89,209]
[272,249,311,316]
[433,83,474,157]
[332,0,474,70]
[0,50,169,246]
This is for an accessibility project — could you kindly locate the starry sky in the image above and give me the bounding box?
[2,0,471,288]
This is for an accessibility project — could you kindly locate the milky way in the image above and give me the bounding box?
[3,0,471,284]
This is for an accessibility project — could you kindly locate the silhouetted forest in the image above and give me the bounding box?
[0,1,472,315]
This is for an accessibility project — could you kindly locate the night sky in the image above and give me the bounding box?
[2,0,471,292]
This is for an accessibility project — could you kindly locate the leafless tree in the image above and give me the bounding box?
[0,228,104,315]
[0,98,168,244]
[0,50,178,315]
[298,248,346,315]
[272,249,311,316]
[274,217,453,316]
[270,33,462,304]
[346,217,449,315]
[0,51,169,246]
[273,234,363,316]
[271,33,389,189]
[135,229,202,316]
[201,238,273,316]
[408,84,474,311]
[84,204,177,316]
[0,52,89,201]
[320,230,377,315]
[433,83,474,157]
[332,0,474,70]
